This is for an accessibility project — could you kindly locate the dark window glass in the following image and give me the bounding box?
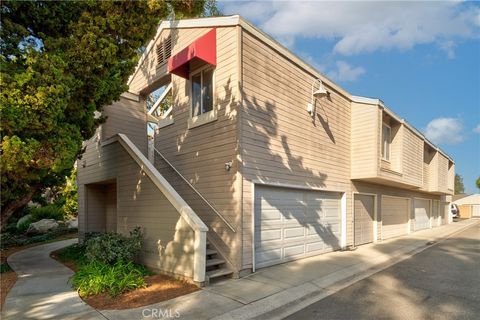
[202,69,213,113]
[192,73,202,117]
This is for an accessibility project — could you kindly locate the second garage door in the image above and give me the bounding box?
[382,196,409,240]
[354,194,375,246]
[432,200,440,227]
[254,185,342,269]
[414,198,431,231]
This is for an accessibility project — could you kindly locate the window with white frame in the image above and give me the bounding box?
[191,68,214,117]
[382,123,391,161]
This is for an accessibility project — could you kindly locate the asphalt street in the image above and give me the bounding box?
[286,221,480,320]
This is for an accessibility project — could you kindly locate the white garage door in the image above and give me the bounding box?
[254,185,342,269]
[472,205,480,217]
[382,196,409,240]
[354,194,375,246]
[432,200,440,227]
[414,198,431,231]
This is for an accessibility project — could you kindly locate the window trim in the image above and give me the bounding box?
[382,123,391,161]
[188,65,217,129]
[147,83,174,128]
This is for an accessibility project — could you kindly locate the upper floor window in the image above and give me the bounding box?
[382,123,391,161]
[191,67,214,117]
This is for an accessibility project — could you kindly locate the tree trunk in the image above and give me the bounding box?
[1,189,37,230]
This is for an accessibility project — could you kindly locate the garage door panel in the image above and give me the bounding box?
[382,196,409,240]
[258,229,282,242]
[284,227,306,239]
[354,194,374,247]
[255,186,341,269]
[432,200,440,227]
[284,244,305,259]
[414,199,431,231]
[256,249,282,266]
[259,209,282,221]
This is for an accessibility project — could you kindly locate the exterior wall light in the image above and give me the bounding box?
[307,78,329,116]
[225,161,232,171]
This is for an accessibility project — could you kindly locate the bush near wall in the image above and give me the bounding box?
[69,227,147,297]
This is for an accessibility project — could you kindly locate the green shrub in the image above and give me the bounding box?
[72,260,148,297]
[56,244,87,266]
[29,205,65,222]
[85,227,143,264]
[0,227,77,250]
[16,216,34,233]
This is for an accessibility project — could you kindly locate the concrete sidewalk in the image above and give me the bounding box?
[101,218,479,320]
[2,239,104,320]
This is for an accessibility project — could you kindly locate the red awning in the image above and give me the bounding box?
[168,28,216,79]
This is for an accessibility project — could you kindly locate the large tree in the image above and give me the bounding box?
[454,174,465,194]
[0,0,214,226]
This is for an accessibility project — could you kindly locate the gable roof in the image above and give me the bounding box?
[129,15,454,162]
[128,15,350,98]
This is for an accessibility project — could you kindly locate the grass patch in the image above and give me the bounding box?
[55,244,88,267]
[72,260,149,297]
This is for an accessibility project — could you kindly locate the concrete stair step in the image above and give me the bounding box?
[206,258,225,267]
[206,267,232,280]
[206,249,217,256]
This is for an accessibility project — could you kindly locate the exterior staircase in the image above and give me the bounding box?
[205,239,233,284]
[150,147,235,285]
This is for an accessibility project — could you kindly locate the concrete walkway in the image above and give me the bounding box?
[2,239,105,320]
[101,218,479,320]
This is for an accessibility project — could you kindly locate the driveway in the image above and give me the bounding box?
[286,222,480,320]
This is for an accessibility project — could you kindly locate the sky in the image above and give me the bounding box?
[220,0,480,193]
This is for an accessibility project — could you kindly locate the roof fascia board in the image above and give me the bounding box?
[351,95,381,105]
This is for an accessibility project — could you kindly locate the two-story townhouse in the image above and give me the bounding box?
[77,15,454,285]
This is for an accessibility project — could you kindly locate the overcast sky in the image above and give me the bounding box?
[221,0,480,193]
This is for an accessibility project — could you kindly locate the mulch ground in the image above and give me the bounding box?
[0,271,17,310]
[82,274,199,310]
[51,249,200,310]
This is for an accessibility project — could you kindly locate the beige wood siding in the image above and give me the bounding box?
[78,140,197,279]
[351,102,378,179]
[152,26,241,271]
[401,127,424,187]
[101,95,147,155]
[240,30,352,270]
[437,153,449,193]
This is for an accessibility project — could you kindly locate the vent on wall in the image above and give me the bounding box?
[156,36,172,66]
